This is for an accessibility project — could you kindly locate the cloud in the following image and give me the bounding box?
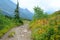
[11,0,60,13]
[40,0,60,11]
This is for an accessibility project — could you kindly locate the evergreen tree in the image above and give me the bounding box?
[14,0,23,24]
[14,0,20,19]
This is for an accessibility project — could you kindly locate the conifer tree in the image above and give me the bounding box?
[15,0,20,19]
[14,0,23,24]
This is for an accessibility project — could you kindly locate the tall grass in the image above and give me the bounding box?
[0,13,22,38]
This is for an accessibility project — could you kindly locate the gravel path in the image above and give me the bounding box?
[0,22,31,40]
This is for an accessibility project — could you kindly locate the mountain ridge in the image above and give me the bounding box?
[0,0,33,20]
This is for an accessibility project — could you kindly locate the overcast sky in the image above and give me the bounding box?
[11,0,60,13]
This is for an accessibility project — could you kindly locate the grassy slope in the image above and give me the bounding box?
[0,13,22,38]
[30,11,60,40]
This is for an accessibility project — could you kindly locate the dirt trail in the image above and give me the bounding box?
[0,22,31,40]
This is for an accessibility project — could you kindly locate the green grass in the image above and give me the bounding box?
[0,13,23,38]
[8,32,15,38]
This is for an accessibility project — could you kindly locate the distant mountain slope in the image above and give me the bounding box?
[0,0,33,20]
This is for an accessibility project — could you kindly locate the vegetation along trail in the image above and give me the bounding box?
[0,21,31,40]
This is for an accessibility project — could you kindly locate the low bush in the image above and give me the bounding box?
[8,32,15,38]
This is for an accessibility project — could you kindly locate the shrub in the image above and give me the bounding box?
[8,32,15,38]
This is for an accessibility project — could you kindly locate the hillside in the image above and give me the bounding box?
[30,10,60,40]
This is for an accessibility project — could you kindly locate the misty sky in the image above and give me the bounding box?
[11,0,60,13]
